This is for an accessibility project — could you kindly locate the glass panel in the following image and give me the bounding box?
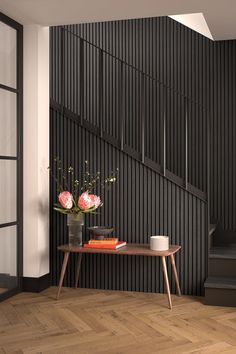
[188,101,207,192]
[124,66,142,152]
[0,226,17,294]
[0,22,17,88]
[0,89,17,156]
[83,42,100,127]
[166,90,185,179]
[103,54,120,140]
[0,160,16,224]
[145,79,164,165]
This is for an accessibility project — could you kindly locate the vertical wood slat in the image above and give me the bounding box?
[60,27,65,114]
[161,87,167,177]
[120,61,124,151]
[80,38,84,124]
[99,49,103,137]
[185,100,188,189]
[141,73,145,163]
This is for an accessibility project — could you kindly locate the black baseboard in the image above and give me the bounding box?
[22,273,51,293]
[0,273,18,289]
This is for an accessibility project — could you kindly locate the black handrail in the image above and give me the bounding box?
[50,98,207,202]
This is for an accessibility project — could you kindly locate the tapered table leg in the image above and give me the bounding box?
[170,254,181,296]
[57,251,70,300]
[161,256,172,309]
[75,253,83,288]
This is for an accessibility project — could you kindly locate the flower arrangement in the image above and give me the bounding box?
[48,157,118,216]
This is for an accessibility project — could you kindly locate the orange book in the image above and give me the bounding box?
[88,238,118,245]
[84,241,126,250]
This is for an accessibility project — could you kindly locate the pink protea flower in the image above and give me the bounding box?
[90,194,101,208]
[78,192,93,210]
[78,192,102,210]
[58,191,73,209]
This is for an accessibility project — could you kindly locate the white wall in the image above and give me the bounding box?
[169,13,213,40]
[23,25,50,278]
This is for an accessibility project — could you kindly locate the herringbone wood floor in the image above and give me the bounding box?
[1,288,236,354]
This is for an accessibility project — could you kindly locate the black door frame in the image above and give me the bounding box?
[0,12,23,301]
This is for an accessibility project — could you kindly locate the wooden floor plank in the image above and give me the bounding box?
[0,287,236,354]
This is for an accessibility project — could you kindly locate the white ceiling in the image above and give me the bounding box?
[0,0,236,41]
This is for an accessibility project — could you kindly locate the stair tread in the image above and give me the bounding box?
[210,246,236,259]
[205,276,236,289]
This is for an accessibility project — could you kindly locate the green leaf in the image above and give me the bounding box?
[53,207,70,215]
[54,203,62,208]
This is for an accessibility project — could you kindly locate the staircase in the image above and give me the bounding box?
[205,227,236,307]
[50,26,208,202]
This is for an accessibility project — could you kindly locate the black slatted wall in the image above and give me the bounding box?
[49,16,216,296]
[53,17,236,232]
[50,108,207,296]
[70,17,210,107]
[210,41,236,230]
[50,18,211,196]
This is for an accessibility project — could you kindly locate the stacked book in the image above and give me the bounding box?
[84,238,126,250]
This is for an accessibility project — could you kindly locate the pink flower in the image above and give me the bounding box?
[90,194,101,208]
[78,192,102,210]
[58,191,73,209]
[78,192,93,210]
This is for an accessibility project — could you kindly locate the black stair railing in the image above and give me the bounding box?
[50,26,209,202]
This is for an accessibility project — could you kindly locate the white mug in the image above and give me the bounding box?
[150,235,169,251]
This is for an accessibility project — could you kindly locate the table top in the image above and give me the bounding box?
[58,243,181,257]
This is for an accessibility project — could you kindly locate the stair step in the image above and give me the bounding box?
[204,277,236,290]
[209,246,236,259]
[204,277,236,307]
[209,257,236,277]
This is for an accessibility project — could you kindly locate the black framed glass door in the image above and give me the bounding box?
[0,12,23,301]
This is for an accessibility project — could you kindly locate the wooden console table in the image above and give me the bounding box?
[57,244,181,309]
